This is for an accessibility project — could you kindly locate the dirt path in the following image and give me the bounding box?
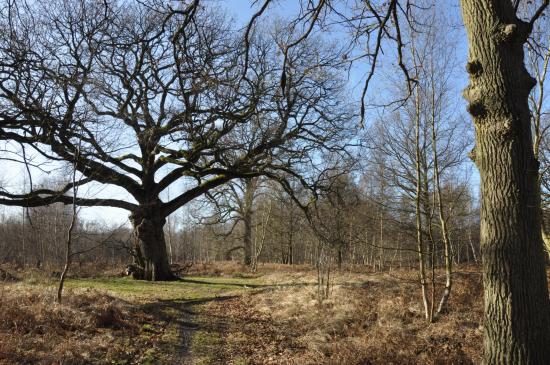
[174,295,244,364]
[174,301,197,365]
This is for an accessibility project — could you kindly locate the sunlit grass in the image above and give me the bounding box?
[64,276,262,302]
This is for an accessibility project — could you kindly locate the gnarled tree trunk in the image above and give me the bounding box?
[130,210,175,281]
[461,1,550,363]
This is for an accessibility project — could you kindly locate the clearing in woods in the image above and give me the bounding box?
[0,262,489,364]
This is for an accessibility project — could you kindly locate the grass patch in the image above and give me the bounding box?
[64,276,261,302]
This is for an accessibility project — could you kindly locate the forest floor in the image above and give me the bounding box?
[0,261,520,364]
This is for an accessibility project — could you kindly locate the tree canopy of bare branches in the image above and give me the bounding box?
[0,0,356,280]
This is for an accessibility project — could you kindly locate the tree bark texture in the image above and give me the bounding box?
[130,209,175,281]
[461,1,550,363]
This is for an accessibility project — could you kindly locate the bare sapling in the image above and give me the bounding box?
[57,151,80,303]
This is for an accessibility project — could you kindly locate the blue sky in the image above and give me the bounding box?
[1,0,480,227]
[221,0,480,221]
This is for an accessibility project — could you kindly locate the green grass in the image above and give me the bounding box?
[63,275,262,302]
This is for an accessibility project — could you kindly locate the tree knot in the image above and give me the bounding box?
[496,21,530,43]
[466,60,483,78]
[468,147,476,164]
[467,101,487,119]
[502,24,517,38]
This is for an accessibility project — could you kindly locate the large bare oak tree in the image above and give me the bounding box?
[0,0,354,280]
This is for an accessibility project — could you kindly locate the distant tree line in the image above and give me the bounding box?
[0,169,480,274]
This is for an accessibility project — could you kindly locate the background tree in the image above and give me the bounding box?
[523,1,550,260]
[200,177,263,266]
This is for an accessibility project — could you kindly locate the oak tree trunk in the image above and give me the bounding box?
[130,211,175,281]
[461,1,550,363]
